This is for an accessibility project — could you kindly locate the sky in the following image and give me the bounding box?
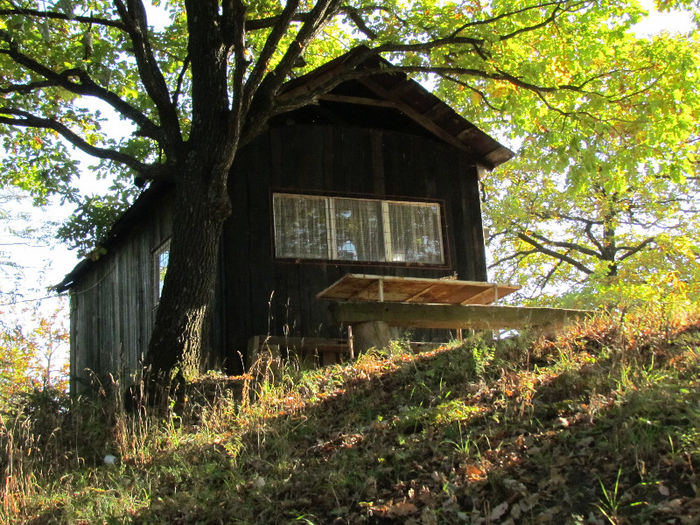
[0,2,696,324]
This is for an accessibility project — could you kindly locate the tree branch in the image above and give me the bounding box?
[245,13,308,30]
[525,230,601,258]
[539,258,566,290]
[243,0,301,112]
[497,2,566,42]
[0,79,56,95]
[244,0,343,139]
[535,211,602,226]
[0,8,126,30]
[184,0,231,149]
[375,37,486,56]
[172,54,190,110]
[517,232,594,274]
[618,237,656,261]
[584,221,605,254]
[267,0,344,90]
[341,6,377,39]
[224,0,248,131]
[437,73,504,111]
[0,45,163,142]
[0,107,170,179]
[488,248,538,269]
[393,64,607,98]
[448,0,575,37]
[113,0,182,150]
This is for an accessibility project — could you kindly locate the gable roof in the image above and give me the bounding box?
[278,46,513,169]
[56,47,513,292]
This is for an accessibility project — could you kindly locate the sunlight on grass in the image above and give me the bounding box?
[1,306,698,524]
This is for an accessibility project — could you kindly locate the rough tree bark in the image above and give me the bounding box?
[145,161,233,377]
[144,0,240,377]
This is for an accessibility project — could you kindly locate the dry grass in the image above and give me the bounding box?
[1,306,698,524]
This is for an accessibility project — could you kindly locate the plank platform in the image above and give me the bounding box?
[316,274,520,305]
[330,301,593,331]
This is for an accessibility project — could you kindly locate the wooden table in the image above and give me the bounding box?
[317,274,592,356]
[317,274,524,355]
[316,274,521,305]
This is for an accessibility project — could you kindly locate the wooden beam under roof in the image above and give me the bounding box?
[318,93,397,108]
[358,76,481,161]
[422,102,452,121]
[456,126,479,141]
[381,77,417,98]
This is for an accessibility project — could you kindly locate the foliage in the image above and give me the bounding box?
[0,307,698,523]
[468,27,700,302]
[56,181,140,256]
[3,1,700,369]
[0,303,69,410]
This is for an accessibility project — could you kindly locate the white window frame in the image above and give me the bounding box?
[272,193,445,265]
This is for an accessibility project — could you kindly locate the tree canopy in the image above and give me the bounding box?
[1,0,698,373]
[469,28,700,306]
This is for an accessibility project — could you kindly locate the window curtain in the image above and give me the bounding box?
[273,194,328,259]
[273,193,444,265]
[388,203,444,264]
[333,198,384,261]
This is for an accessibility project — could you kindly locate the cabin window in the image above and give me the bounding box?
[273,193,444,264]
[153,240,170,302]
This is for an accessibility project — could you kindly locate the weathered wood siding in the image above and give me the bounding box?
[220,124,487,372]
[69,195,173,390]
[70,124,490,383]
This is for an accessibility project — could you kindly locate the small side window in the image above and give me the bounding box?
[153,240,170,304]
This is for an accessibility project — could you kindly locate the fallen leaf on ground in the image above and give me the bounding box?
[370,501,419,518]
[490,501,509,520]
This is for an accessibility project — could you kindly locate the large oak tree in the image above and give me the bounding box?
[2,0,697,374]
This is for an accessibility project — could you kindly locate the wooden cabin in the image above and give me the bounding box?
[56,49,513,389]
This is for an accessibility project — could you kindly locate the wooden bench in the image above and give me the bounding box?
[246,335,351,370]
[246,334,448,369]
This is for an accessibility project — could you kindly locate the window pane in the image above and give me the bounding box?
[273,194,328,259]
[388,202,444,263]
[158,250,169,297]
[333,198,384,262]
[154,241,170,302]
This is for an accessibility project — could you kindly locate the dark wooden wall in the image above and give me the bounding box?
[218,124,487,372]
[70,122,490,384]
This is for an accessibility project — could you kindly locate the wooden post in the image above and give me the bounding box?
[352,321,399,354]
[348,325,355,360]
[246,335,261,371]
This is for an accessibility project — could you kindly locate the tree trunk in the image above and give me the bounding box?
[146,162,232,378]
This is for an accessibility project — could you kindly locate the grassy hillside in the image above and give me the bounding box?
[2,308,699,524]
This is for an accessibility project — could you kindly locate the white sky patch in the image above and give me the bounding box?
[633,0,696,36]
